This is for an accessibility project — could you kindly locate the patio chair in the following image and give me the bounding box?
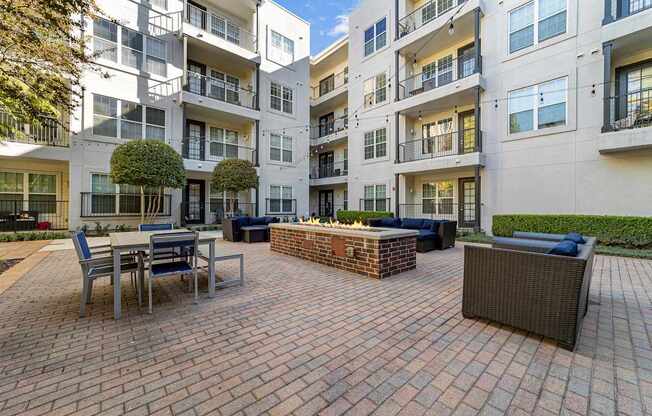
[72,231,142,317]
[138,223,174,231]
[147,231,199,314]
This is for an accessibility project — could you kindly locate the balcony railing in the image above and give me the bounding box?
[311,68,349,99]
[399,129,481,162]
[182,136,256,163]
[265,198,296,216]
[185,71,257,110]
[605,91,652,131]
[0,111,69,147]
[359,198,392,213]
[0,199,69,231]
[310,161,348,180]
[606,0,652,22]
[398,0,462,38]
[185,2,257,52]
[310,118,348,141]
[399,55,478,100]
[81,193,172,218]
[399,202,476,224]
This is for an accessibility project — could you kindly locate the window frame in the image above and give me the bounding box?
[269,133,293,164]
[363,17,388,58]
[363,127,388,161]
[508,0,568,55]
[422,180,454,215]
[363,184,388,212]
[268,185,294,214]
[270,82,294,115]
[269,29,295,66]
[508,76,568,134]
[364,72,389,109]
[0,171,60,214]
[92,94,166,141]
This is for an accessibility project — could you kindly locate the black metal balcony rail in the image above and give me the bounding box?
[398,55,480,100]
[185,71,257,110]
[310,161,348,180]
[398,0,464,38]
[399,202,475,223]
[211,202,256,222]
[313,203,348,218]
[265,198,296,215]
[185,2,257,52]
[359,198,392,213]
[81,193,172,218]
[398,128,481,162]
[605,0,652,22]
[182,136,256,163]
[0,111,69,147]
[309,118,348,141]
[0,199,69,231]
[311,68,349,99]
[605,91,652,131]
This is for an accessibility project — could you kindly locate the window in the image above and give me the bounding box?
[270,134,293,163]
[93,18,118,62]
[146,37,167,76]
[364,17,387,57]
[343,190,348,211]
[363,185,387,212]
[509,1,566,54]
[364,128,387,160]
[422,181,454,215]
[364,73,388,109]
[0,172,58,214]
[320,74,335,96]
[271,82,293,114]
[422,118,453,154]
[270,30,294,65]
[92,94,165,140]
[422,54,454,89]
[509,77,567,134]
[28,174,56,213]
[620,62,652,121]
[121,27,143,69]
[90,174,148,215]
[0,172,24,202]
[269,185,293,214]
[209,127,238,159]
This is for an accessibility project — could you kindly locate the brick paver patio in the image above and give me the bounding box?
[0,241,651,416]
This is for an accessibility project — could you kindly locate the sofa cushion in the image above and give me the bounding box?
[401,218,424,230]
[548,240,579,257]
[235,217,251,227]
[563,232,586,244]
[379,217,401,228]
[417,230,440,241]
[250,216,274,226]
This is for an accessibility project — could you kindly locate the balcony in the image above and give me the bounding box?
[399,202,472,224]
[0,111,69,148]
[311,68,348,109]
[265,198,297,216]
[182,136,256,171]
[310,161,348,186]
[603,0,652,42]
[600,92,652,153]
[310,118,348,147]
[80,193,172,218]
[182,71,260,120]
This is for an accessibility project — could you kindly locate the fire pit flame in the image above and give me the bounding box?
[300,218,372,230]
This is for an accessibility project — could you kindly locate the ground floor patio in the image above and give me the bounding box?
[0,241,650,415]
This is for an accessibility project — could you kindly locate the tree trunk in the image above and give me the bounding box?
[140,186,145,224]
[229,191,235,217]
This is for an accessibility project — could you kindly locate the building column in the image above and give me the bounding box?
[394,174,400,215]
[474,7,482,74]
[474,86,481,152]
[182,35,188,89]
[255,63,261,111]
[394,112,400,163]
[394,50,400,101]
[602,42,613,133]
[255,120,260,166]
[394,0,400,40]
[474,166,481,233]
[255,2,260,53]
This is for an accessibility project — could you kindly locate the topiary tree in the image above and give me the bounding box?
[110,140,186,223]
[211,159,258,217]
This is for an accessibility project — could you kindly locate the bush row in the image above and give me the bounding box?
[0,231,70,242]
[336,210,393,224]
[492,214,652,248]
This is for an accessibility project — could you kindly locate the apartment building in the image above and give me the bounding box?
[0,0,310,230]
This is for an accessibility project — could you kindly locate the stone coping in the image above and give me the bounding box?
[269,222,418,240]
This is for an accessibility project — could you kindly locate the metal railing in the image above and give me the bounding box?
[311,68,349,99]
[399,0,462,38]
[0,111,69,147]
[399,202,473,223]
[182,136,256,163]
[185,71,257,110]
[399,128,481,162]
[399,55,478,99]
[310,161,348,179]
[0,200,69,231]
[310,118,348,141]
[211,202,256,223]
[359,198,392,213]
[606,91,652,131]
[607,0,652,21]
[81,193,172,218]
[185,2,257,52]
[312,204,347,218]
[265,198,296,215]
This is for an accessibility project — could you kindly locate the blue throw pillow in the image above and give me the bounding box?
[548,241,578,257]
[401,218,424,230]
[563,232,586,244]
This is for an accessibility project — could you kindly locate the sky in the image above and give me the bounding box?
[273,0,359,56]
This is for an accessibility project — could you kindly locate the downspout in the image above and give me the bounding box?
[394,174,400,216]
[474,166,481,233]
[602,42,613,133]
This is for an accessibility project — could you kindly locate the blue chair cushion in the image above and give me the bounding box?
[140,223,173,231]
[548,241,579,257]
[379,217,401,228]
[151,261,193,277]
[563,232,586,244]
[250,216,274,226]
[235,217,251,227]
[416,230,440,241]
[401,218,424,230]
[75,232,92,260]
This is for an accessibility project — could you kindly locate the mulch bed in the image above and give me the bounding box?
[0,259,23,276]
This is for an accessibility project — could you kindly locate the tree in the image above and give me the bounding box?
[0,0,101,137]
[211,159,258,217]
[110,141,186,223]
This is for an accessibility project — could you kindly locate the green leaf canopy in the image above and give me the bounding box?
[110,141,186,189]
[211,159,258,194]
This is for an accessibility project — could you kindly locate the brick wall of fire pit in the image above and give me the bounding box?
[270,224,417,279]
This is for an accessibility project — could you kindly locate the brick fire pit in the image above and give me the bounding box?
[269,223,418,278]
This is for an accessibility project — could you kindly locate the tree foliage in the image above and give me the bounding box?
[0,0,101,135]
[211,159,258,215]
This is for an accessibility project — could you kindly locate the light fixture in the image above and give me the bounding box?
[448,22,455,35]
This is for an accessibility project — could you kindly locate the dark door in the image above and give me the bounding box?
[184,179,205,224]
[319,190,334,217]
[185,120,205,160]
[186,0,207,29]
[318,152,334,178]
[187,60,206,95]
[458,110,476,154]
[458,178,477,229]
[457,42,476,79]
[319,113,335,137]
[319,74,335,96]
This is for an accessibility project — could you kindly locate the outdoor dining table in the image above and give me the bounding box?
[109,229,218,319]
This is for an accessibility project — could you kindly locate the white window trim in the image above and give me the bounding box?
[362,184,389,212]
[89,172,147,216]
[268,185,294,214]
[268,29,295,66]
[363,16,388,58]
[508,76,568,135]
[269,133,294,165]
[363,72,389,110]
[0,170,62,205]
[91,94,166,141]
[207,126,241,162]
[421,180,455,215]
[362,127,389,162]
[508,0,568,56]
[269,82,295,116]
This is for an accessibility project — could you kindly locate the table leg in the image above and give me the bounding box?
[138,253,145,307]
[113,248,122,320]
[208,241,216,298]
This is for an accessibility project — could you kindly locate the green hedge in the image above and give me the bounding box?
[336,210,393,224]
[493,214,652,248]
[0,231,70,242]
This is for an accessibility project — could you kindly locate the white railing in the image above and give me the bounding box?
[0,111,69,147]
[185,71,257,110]
[185,3,257,53]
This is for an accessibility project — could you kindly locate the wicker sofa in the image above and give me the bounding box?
[367,217,457,252]
[222,216,279,242]
[463,235,595,351]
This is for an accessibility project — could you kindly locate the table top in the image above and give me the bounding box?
[109,229,218,250]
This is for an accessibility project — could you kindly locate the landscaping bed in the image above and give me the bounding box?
[0,259,22,275]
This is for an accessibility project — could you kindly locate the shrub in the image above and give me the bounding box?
[492,214,652,248]
[336,210,393,224]
[0,231,69,242]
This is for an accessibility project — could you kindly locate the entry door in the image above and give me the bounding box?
[319,152,334,177]
[319,113,335,137]
[187,60,206,95]
[185,120,205,160]
[319,190,334,217]
[184,179,205,224]
[458,111,476,154]
[458,178,477,229]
